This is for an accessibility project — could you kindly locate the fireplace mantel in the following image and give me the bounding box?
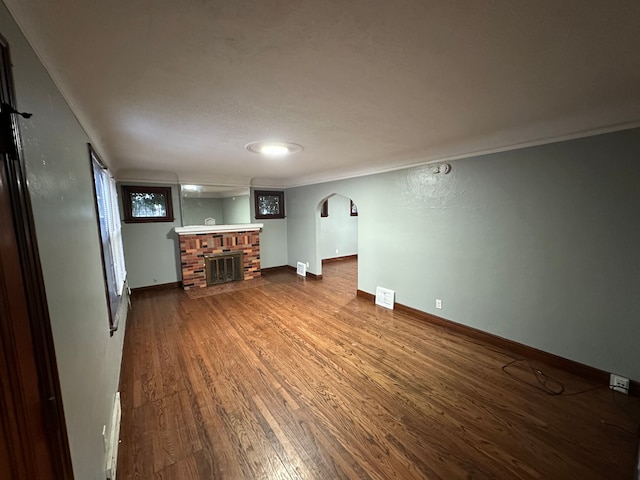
[174,223,263,235]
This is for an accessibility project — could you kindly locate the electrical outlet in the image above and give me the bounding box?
[306,261,309,268]
[435,299,442,309]
[609,373,630,394]
[335,248,339,254]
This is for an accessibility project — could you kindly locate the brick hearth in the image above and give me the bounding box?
[178,230,260,289]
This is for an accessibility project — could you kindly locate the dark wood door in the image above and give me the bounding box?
[0,34,73,479]
[0,153,55,479]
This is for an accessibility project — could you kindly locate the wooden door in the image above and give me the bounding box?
[0,33,73,479]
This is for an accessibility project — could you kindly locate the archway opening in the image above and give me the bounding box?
[316,194,358,286]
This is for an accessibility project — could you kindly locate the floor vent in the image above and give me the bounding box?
[375,286,395,309]
[296,262,307,276]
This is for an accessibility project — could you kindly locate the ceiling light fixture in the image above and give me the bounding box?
[260,145,289,156]
[246,141,304,157]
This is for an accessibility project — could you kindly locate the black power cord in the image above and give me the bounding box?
[501,358,640,437]
[501,358,602,396]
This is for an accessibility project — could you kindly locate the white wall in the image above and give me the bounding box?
[286,128,640,382]
[120,182,182,289]
[319,194,358,260]
[0,4,127,479]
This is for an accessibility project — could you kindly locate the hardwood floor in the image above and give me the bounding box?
[118,258,639,479]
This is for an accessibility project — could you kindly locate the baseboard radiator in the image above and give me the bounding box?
[105,392,121,480]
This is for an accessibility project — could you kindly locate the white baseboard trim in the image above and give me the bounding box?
[105,392,121,480]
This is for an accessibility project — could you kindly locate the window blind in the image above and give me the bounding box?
[90,145,126,331]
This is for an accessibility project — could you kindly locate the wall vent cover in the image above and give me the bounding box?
[296,262,307,276]
[375,286,395,309]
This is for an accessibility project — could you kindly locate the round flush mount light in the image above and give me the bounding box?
[245,141,304,157]
[260,145,289,156]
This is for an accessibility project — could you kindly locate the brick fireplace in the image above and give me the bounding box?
[175,224,262,290]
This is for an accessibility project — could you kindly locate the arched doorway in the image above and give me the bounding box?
[315,193,358,282]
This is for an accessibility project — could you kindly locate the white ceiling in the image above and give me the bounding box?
[5,0,640,187]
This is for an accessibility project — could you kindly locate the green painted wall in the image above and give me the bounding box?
[119,183,183,289]
[286,128,640,382]
[0,3,127,478]
[251,188,288,269]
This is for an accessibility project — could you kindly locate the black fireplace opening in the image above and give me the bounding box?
[204,251,244,286]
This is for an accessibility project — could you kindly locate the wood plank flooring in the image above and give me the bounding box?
[118,258,640,479]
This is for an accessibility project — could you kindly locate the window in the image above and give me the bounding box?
[254,190,285,219]
[121,185,174,223]
[320,200,328,217]
[89,145,127,333]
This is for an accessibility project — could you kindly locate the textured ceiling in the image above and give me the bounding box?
[5,0,640,187]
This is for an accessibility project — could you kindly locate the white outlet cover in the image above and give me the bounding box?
[375,286,395,310]
[609,373,630,394]
[436,299,442,309]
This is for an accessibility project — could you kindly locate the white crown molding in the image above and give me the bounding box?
[118,121,640,190]
[281,121,640,189]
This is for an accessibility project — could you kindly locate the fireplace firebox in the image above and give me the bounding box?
[204,251,244,286]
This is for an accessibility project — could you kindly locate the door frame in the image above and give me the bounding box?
[0,32,73,479]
